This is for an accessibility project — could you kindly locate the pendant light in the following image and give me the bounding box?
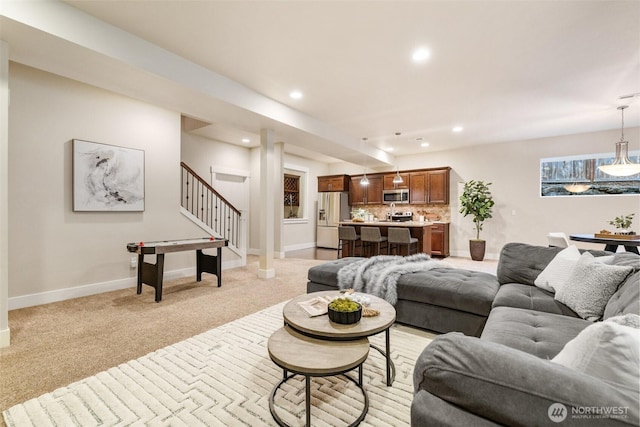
[360,137,369,186]
[598,105,640,177]
[392,132,404,185]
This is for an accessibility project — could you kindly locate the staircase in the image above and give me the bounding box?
[180,162,245,265]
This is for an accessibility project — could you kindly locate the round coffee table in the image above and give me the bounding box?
[283,291,396,386]
[268,326,370,427]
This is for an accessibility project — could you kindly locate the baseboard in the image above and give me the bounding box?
[450,249,499,260]
[0,326,10,348]
[285,242,317,252]
[8,261,238,310]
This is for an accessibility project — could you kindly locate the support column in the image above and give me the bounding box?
[274,142,285,258]
[0,41,10,347]
[258,129,275,279]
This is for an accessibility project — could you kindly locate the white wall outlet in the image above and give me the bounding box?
[130,255,137,269]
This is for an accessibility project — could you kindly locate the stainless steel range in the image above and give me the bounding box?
[389,211,413,222]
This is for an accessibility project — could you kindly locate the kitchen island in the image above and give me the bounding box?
[338,220,436,256]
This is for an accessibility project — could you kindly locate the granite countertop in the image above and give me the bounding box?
[339,220,444,227]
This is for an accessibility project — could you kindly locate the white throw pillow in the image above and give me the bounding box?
[554,252,633,321]
[552,321,640,394]
[534,245,581,292]
[606,313,640,329]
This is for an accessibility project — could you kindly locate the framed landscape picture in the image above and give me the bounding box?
[73,139,145,211]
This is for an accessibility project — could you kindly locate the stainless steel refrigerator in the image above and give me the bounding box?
[317,192,350,249]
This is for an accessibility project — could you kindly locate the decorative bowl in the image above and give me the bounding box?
[328,302,362,324]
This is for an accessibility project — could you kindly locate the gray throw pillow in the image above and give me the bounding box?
[555,252,633,321]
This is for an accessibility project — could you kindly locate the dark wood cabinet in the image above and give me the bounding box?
[318,174,349,192]
[347,167,449,206]
[409,168,450,205]
[349,175,383,205]
[383,173,410,189]
[427,169,450,204]
[349,176,365,205]
[409,172,427,204]
[430,223,450,257]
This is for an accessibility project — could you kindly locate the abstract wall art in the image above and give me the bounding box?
[73,139,145,211]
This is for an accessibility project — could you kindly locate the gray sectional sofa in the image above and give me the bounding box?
[307,257,500,336]
[307,243,639,426]
[412,243,640,426]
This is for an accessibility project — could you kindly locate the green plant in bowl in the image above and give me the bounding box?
[329,298,360,312]
[328,298,362,324]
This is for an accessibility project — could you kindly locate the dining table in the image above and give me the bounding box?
[569,234,640,254]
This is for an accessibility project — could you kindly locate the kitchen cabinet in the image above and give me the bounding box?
[427,168,450,204]
[349,175,383,205]
[409,172,427,204]
[317,175,350,192]
[383,173,410,189]
[430,223,450,257]
[409,168,450,205]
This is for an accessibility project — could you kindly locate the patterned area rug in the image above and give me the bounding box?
[3,301,432,426]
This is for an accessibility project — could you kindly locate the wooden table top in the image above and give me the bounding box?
[284,291,396,339]
[126,237,228,254]
[268,326,369,375]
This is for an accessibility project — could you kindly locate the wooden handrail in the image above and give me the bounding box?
[180,162,240,215]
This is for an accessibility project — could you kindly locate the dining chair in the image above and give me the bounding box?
[388,227,419,256]
[338,226,361,258]
[547,232,570,248]
[360,227,388,256]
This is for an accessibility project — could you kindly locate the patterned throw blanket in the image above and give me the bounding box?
[337,253,449,305]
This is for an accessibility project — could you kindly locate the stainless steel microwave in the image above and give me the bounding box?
[382,189,409,204]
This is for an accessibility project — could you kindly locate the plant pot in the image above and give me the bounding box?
[328,303,362,324]
[469,240,486,261]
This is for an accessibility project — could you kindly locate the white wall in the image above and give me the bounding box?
[8,63,204,303]
[282,153,330,252]
[181,131,251,260]
[329,128,640,258]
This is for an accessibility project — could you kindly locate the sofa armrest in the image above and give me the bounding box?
[414,333,639,426]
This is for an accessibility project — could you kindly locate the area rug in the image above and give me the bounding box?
[2,301,432,426]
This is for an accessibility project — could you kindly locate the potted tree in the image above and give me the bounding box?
[459,180,495,261]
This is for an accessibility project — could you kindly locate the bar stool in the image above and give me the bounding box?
[388,227,419,256]
[338,226,361,258]
[360,227,388,257]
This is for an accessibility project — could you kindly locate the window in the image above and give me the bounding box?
[540,152,640,197]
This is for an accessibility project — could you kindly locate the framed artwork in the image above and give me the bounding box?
[73,139,145,211]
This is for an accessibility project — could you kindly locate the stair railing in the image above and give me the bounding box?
[180,162,241,249]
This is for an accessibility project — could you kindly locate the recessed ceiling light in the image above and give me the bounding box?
[241,138,250,143]
[452,126,464,133]
[289,91,303,99]
[412,48,431,62]
[421,142,430,147]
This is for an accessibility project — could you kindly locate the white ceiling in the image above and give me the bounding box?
[2,0,639,167]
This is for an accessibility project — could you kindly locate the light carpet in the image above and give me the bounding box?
[3,301,432,426]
